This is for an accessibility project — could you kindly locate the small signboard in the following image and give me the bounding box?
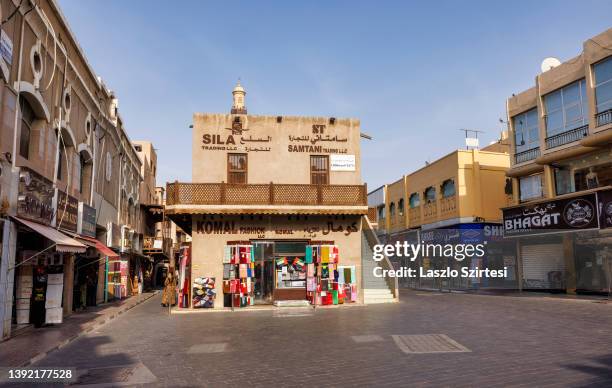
[330,154,356,171]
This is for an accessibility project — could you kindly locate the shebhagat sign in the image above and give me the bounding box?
[503,193,599,237]
[330,154,356,171]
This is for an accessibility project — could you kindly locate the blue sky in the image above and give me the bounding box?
[58,0,612,190]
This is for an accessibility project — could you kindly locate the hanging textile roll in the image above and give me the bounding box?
[332,245,339,263]
[321,246,330,263]
[223,246,231,263]
[239,264,248,278]
[315,246,321,263]
[307,263,315,277]
[305,246,313,264]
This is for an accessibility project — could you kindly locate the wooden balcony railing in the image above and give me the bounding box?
[367,207,378,222]
[166,182,367,207]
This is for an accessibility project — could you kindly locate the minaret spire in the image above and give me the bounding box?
[231,79,247,114]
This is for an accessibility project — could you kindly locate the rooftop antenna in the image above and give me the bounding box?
[458,128,485,150]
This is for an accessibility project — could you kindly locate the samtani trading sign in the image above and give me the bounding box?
[503,192,599,237]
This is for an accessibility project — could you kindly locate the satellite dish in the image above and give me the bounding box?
[541,57,561,73]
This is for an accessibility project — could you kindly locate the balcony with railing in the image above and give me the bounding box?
[513,147,540,164]
[143,236,172,257]
[408,207,421,227]
[422,201,438,224]
[545,124,589,149]
[596,109,612,127]
[439,195,458,219]
[165,182,368,214]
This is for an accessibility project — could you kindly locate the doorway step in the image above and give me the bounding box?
[273,300,311,307]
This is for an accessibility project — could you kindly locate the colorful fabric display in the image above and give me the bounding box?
[321,246,330,263]
[333,282,339,291]
[306,263,315,277]
[305,246,313,264]
[307,277,316,291]
[223,281,230,293]
[246,277,252,293]
[223,264,232,280]
[331,246,338,263]
[229,266,236,280]
[239,264,248,278]
[247,267,252,278]
[250,247,255,262]
[223,246,231,263]
[332,290,339,305]
[193,277,216,308]
[322,265,329,279]
[232,294,241,306]
[239,247,247,264]
[315,246,321,263]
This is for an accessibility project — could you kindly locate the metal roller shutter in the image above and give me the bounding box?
[522,243,565,289]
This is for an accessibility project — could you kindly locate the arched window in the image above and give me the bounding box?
[409,193,420,208]
[441,179,456,198]
[389,202,396,217]
[424,186,436,203]
[398,198,405,216]
[19,96,35,159]
[378,205,385,220]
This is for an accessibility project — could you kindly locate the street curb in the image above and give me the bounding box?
[19,291,159,367]
[171,302,368,314]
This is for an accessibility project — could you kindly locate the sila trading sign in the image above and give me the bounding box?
[503,193,599,237]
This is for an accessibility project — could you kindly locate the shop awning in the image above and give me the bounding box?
[75,235,120,258]
[11,216,87,253]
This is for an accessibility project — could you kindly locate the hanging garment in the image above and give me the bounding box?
[321,246,330,263]
[223,246,231,263]
[307,277,316,291]
[305,246,313,264]
[239,247,248,264]
[306,263,315,277]
[315,246,321,263]
[223,264,232,280]
[239,264,248,278]
[332,246,339,263]
[250,246,255,262]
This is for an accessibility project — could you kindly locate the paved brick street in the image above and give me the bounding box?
[14,291,612,387]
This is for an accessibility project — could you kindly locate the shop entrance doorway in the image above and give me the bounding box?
[252,240,308,304]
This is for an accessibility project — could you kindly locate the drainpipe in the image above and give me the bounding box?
[11,9,25,169]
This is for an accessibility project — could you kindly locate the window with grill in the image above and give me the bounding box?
[310,155,329,184]
[227,153,247,183]
[19,96,35,159]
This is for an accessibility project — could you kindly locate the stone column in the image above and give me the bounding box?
[63,254,74,317]
[0,220,17,339]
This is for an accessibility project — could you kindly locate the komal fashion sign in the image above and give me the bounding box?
[503,193,599,237]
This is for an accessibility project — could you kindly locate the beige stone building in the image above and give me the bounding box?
[0,0,148,339]
[503,28,612,294]
[166,82,397,308]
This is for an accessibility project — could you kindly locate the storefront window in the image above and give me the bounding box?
[519,174,543,202]
[553,149,612,195]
